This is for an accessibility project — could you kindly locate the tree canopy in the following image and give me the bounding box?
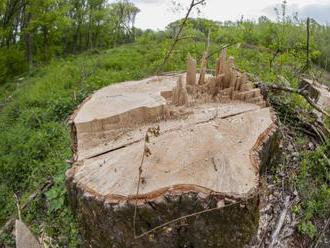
[0,0,140,82]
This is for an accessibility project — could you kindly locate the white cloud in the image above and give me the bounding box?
[263,2,330,24]
[131,0,330,30]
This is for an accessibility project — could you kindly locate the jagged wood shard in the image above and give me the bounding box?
[198,51,208,85]
[172,76,189,106]
[66,53,278,247]
[186,54,197,86]
[218,48,227,75]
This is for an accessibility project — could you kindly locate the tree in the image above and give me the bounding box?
[157,0,206,73]
[108,0,140,46]
[0,0,141,82]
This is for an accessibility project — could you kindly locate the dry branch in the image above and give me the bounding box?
[206,43,236,60]
[156,0,206,74]
[14,193,22,221]
[257,82,330,118]
[133,126,160,239]
[269,196,291,248]
[313,216,330,248]
[0,179,53,236]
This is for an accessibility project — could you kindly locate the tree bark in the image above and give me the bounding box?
[306,17,311,71]
[66,78,278,247]
[24,12,33,70]
[66,56,280,247]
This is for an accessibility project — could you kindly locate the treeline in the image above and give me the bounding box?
[0,0,140,83]
[2,0,330,85]
[153,0,330,75]
[164,15,330,72]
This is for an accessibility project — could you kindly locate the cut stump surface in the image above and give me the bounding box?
[67,54,278,247]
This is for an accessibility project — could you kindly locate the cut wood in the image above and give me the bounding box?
[269,196,291,248]
[66,54,278,247]
[186,54,196,86]
[15,220,41,248]
[300,78,330,118]
[257,82,330,119]
[0,179,53,236]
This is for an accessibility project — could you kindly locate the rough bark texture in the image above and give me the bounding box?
[300,78,330,113]
[66,53,278,247]
[66,186,259,248]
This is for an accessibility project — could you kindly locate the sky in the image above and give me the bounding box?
[128,0,330,30]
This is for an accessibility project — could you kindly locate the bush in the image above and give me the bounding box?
[0,47,27,84]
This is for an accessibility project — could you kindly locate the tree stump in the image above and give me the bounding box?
[300,78,330,118]
[66,54,278,247]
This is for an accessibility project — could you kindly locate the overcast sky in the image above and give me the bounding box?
[128,0,330,30]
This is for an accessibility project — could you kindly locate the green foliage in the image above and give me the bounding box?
[0,40,182,246]
[298,221,318,238]
[1,7,330,245]
[295,142,330,238]
[265,67,329,240]
[0,47,27,84]
[0,0,141,85]
[46,175,66,213]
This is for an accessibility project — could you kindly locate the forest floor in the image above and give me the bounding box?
[0,41,329,247]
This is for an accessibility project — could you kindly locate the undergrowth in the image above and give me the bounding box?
[270,92,330,240]
[0,37,329,246]
[0,41,165,246]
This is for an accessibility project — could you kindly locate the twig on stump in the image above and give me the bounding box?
[133,126,160,239]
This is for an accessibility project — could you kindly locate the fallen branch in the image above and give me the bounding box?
[269,196,291,248]
[0,179,53,236]
[313,216,330,248]
[14,194,22,221]
[257,83,330,119]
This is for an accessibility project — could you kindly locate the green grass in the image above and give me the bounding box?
[0,38,329,246]
[0,42,168,246]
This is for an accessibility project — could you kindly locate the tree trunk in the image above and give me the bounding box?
[66,56,278,247]
[25,19,33,70]
[42,26,49,61]
[306,17,311,71]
